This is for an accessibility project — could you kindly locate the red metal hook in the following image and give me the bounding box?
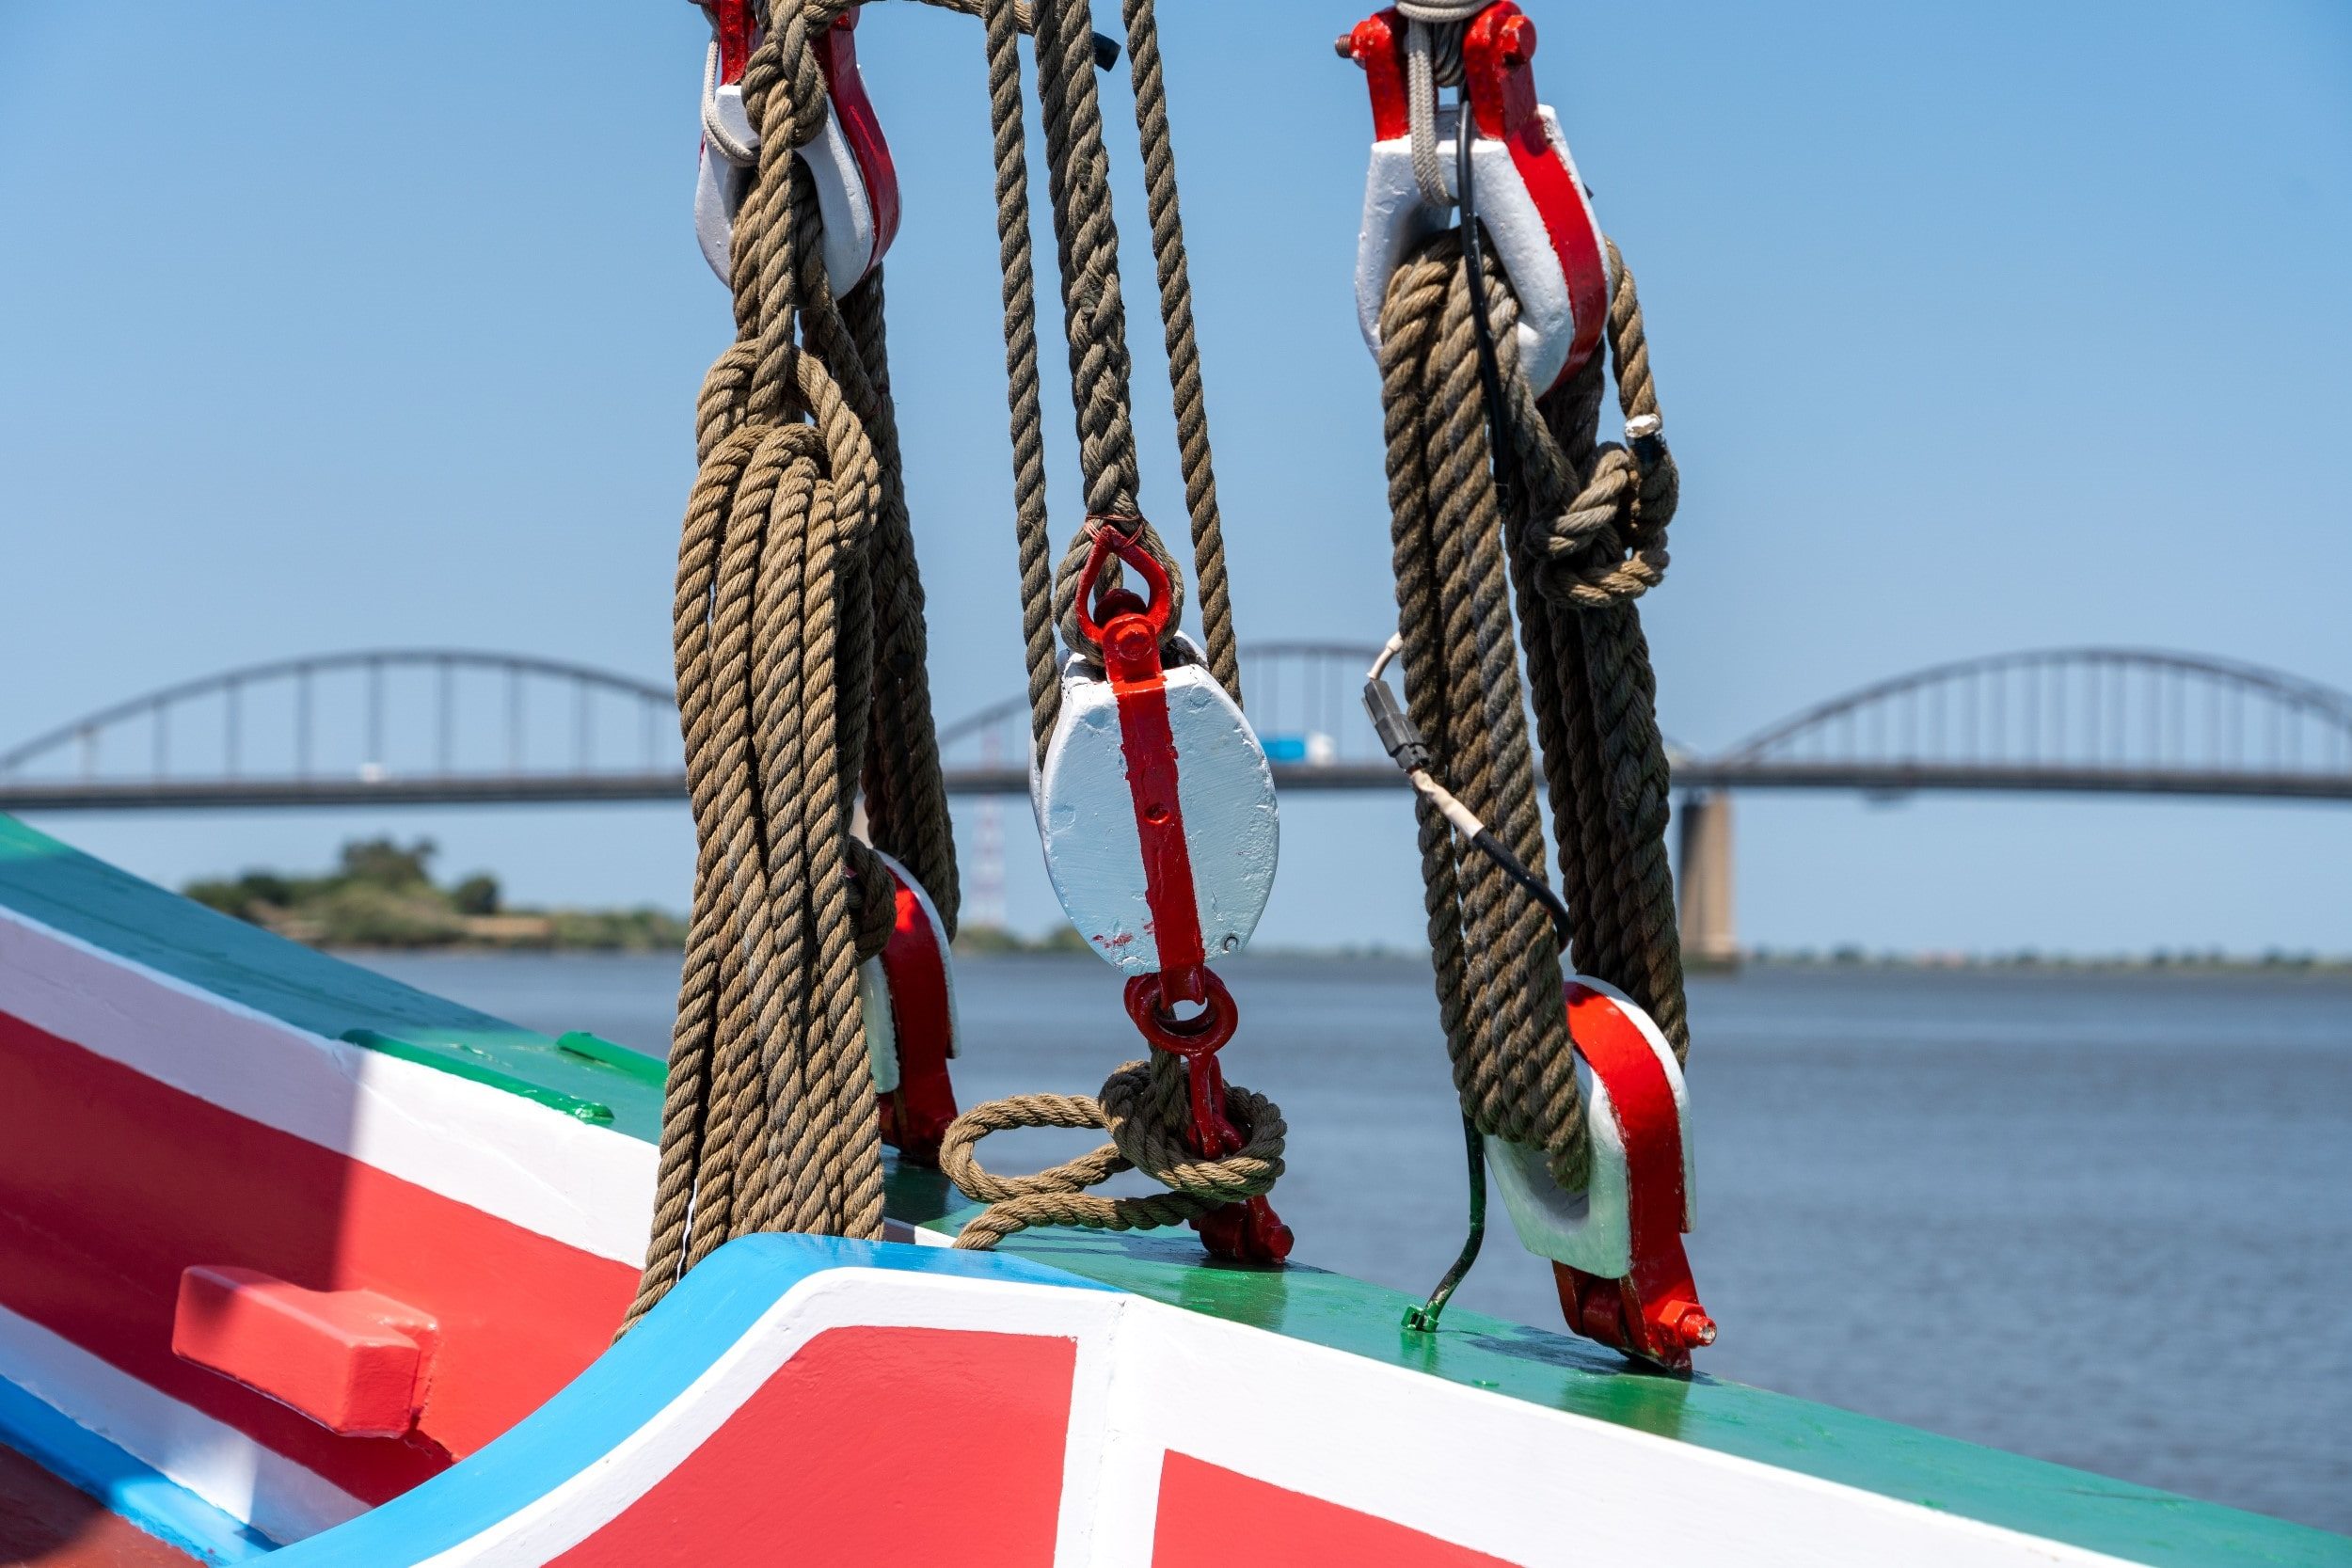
[1073,522,1174,653]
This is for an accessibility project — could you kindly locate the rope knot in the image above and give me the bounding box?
[940,1056,1286,1251]
[1531,430,1677,610]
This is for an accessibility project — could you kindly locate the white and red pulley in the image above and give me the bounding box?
[1036,644,1279,974]
[694,6,900,296]
[855,849,961,1164]
[1346,3,1612,396]
[1486,976,1713,1370]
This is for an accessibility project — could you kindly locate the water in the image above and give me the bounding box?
[355,950,2352,1533]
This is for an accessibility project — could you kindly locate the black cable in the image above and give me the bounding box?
[1363,676,1572,952]
[1456,88,1521,516]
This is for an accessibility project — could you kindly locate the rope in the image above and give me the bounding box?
[1378,216,1688,1196]
[1505,239,1690,1059]
[1119,0,1239,701]
[626,0,961,1331]
[946,0,1283,1250]
[939,1061,1284,1250]
[1396,0,1479,209]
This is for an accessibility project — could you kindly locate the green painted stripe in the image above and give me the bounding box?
[342,1029,616,1124]
[0,814,2341,1564]
[0,816,663,1141]
[555,1031,667,1089]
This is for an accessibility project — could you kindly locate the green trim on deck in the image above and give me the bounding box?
[342,1030,617,1124]
[556,1031,669,1090]
[0,816,664,1141]
[934,1219,2348,1568]
[0,814,2342,1566]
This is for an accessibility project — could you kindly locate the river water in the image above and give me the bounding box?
[353,950,2352,1532]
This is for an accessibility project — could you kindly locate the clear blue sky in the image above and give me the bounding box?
[2,2,2347,955]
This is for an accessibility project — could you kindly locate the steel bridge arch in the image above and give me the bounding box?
[1717,647,2352,772]
[0,649,677,778]
[934,641,1393,754]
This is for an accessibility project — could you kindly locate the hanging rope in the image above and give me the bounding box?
[1378,192,1687,1194]
[941,0,1283,1252]
[1382,233,1588,1192]
[1504,241,1690,1063]
[625,0,962,1331]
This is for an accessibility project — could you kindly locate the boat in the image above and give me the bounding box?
[2,1,2345,1563]
[0,813,2339,1565]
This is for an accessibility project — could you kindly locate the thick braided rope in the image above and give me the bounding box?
[1380,234,1590,1192]
[1027,0,1188,666]
[1117,0,1238,702]
[1368,222,1689,1230]
[940,1061,1285,1250]
[945,0,1282,1248]
[1492,245,1691,1061]
[977,0,1063,758]
[628,0,961,1327]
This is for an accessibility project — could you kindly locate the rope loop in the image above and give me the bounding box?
[940,1058,1286,1251]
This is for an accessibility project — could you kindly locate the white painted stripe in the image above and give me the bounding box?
[393,1267,2146,1567]
[1124,1297,2141,1568]
[0,904,655,1266]
[0,1300,364,1545]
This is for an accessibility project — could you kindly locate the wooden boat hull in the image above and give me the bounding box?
[0,816,2341,1566]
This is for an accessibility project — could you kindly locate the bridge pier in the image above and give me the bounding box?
[1677,791,1739,969]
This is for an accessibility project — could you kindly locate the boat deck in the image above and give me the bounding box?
[0,1446,191,1567]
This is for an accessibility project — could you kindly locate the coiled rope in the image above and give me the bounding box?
[940,0,1283,1251]
[625,0,965,1330]
[1380,207,1687,1194]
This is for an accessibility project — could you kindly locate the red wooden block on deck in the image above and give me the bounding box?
[170,1267,437,1439]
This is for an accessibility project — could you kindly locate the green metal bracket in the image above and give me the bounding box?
[1405,1113,1487,1333]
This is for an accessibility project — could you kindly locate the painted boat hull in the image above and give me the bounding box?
[0,816,2341,1567]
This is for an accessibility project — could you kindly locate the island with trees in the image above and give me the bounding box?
[185,838,688,951]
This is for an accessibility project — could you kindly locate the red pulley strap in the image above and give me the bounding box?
[1551,982,1712,1370]
[872,860,959,1166]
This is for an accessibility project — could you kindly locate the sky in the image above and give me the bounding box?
[1,2,2347,956]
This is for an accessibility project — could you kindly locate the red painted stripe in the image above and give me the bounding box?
[1563,984,1688,1282]
[0,1008,636,1507]
[553,1328,1072,1566]
[1105,659,1208,981]
[1503,121,1609,383]
[1464,4,1608,388]
[817,12,901,274]
[1152,1452,1517,1568]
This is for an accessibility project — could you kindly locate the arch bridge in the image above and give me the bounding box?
[2,645,2344,953]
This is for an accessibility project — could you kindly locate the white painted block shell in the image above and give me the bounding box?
[1356,104,1613,395]
[694,85,876,296]
[1486,976,1695,1276]
[1033,656,1279,974]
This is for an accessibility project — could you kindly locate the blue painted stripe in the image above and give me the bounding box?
[269,1235,1113,1566]
[0,1375,277,1563]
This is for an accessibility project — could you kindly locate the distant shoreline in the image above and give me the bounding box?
[326,933,2352,975]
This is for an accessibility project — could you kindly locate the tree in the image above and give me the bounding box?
[452,874,501,916]
[338,837,437,889]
